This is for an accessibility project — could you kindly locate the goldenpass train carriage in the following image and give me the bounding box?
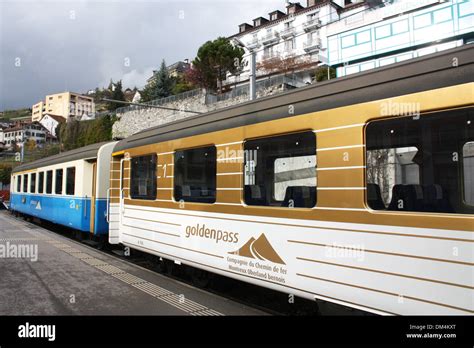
[11,46,474,315]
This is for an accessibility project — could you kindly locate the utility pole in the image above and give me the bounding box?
[232,38,257,101]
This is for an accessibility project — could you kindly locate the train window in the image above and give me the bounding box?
[30,173,36,194]
[244,131,316,208]
[174,146,216,204]
[366,107,474,214]
[23,174,28,193]
[55,169,63,194]
[130,155,157,200]
[46,170,53,194]
[16,175,21,193]
[66,167,75,195]
[463,142,474,206]
[38,172,44,194]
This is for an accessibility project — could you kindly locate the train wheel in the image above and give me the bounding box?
[191,269,213,288]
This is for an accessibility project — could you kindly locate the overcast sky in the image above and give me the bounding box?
[0,0,284,111]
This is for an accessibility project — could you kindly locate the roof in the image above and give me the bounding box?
[42,114,65,123]
[230,0,332,38]
[12,141,111,173]
[113,45,474,153]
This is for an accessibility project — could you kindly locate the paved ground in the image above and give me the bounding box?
[0,211,266,316]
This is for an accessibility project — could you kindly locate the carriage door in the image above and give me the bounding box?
[90,162,97,234]
[107,154,124,244]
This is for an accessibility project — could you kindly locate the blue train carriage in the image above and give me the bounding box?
[9,141,118,237]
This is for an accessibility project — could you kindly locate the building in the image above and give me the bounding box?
[32,92,95,122]
[39,114,65,137]
[1,122,50,149]
[146,60,191,84]
[327,0,474,76]
[227,0,474,85]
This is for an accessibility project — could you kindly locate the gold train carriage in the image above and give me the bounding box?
[108,45,474,315]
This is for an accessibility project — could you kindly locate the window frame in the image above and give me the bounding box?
[66,167,76,196]
[38,172,44,194]
[130,154,157,201]
[23,174,28,193]
[46,170,53,194]
[242,130,317,209]
[55,168,63,195]
[30,173,36,194]
[174,145,217,204]
[365,108,474,215]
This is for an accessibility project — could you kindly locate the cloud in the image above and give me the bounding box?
[0,0,283,110]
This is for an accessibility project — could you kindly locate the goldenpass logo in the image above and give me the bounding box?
[185,224,239,244]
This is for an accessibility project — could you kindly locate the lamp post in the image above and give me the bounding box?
[231,38,257,101]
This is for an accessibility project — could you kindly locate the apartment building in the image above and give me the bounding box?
[327,0,474,76]
[32,92,95,122]
[1,122,50,148]
[228,0,473,84]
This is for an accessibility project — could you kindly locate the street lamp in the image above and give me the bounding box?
[231,37,257,101]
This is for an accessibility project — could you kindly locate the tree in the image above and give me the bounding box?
[257,54,317,77]
[141,60,174,102]
[0,164,12,185]
[107,80,126,111]
[312,66,337,82]
[189,37,244,93]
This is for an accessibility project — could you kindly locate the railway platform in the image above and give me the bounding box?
[0,211,266,316]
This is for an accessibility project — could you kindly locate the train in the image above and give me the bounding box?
[10,45,474,315]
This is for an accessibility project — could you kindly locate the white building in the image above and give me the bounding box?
[39,114,65,137]
[326,0,474,76]
[1,122,50,149]
[227,0,474,84]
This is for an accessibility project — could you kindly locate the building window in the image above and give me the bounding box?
[55,169,63,194]
[16,175,21,193]
[23,174,28,193]
[414,12,432,29]
[433,7,452,24]
[284,38,296,51]
[341,34,355,48]
[30,173,36,193]
[130,155,157,200]
[66,167,75,195]
[366,107,473,214]
[46,170,53,194]
[38,172,44,194]
[244,131,316,208]
[174,146,216,204]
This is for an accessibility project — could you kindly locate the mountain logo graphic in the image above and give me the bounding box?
[229,234,285,265]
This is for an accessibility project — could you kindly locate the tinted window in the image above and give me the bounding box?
[463,141,474,206]
[38,172,44,194]
[130,155,157,200]
[66,167,75,195]
[23,174,28,193]
[30,173,36,193]
[46,170,53,194]
[244,131,316,208]
[174,146,216,203]
[366,108,473,214]
[55,169,63,194]
[17,175,21,193]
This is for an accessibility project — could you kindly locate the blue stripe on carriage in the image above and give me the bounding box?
[10,193,109,235]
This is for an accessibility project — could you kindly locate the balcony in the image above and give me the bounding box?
[303,18,321,32]
[261,31,280,45]
[280,26,296,39]
[246,38,260,50]
[303,38,322,52]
